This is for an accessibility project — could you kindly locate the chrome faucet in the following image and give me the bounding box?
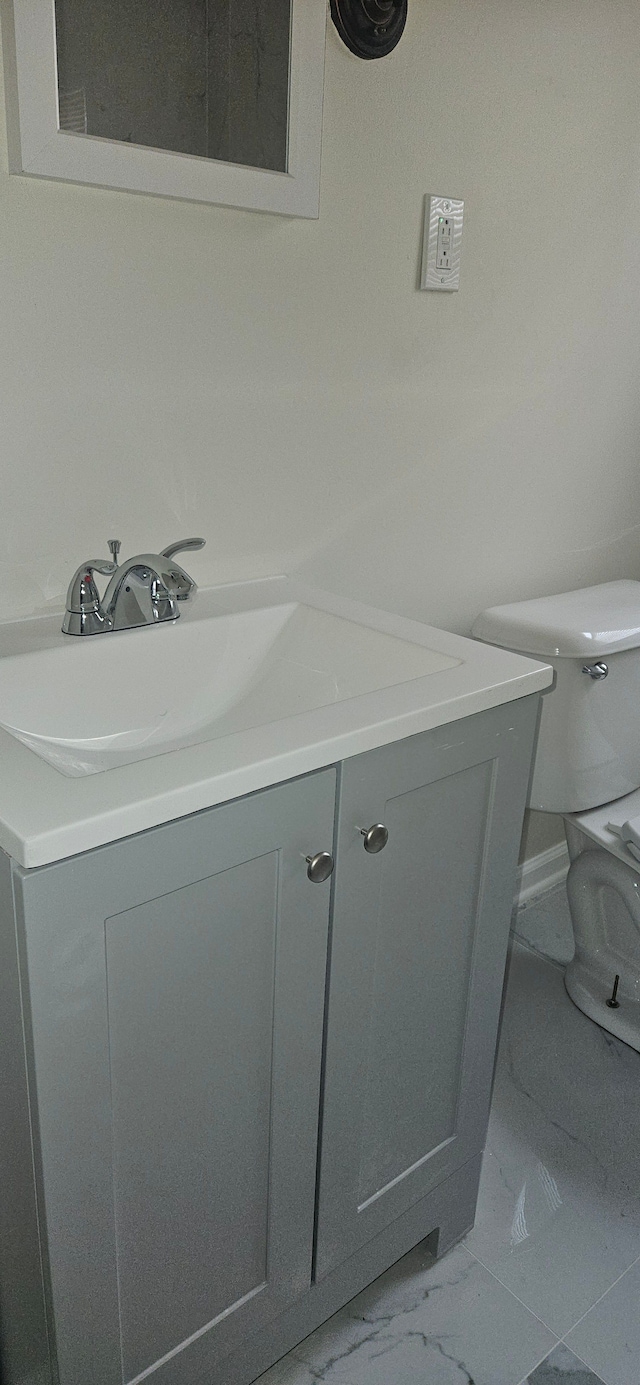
[62,538,205,636]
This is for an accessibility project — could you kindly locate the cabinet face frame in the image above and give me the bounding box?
[1,0,326,217]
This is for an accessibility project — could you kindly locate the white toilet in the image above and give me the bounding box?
[473,580,640,1052]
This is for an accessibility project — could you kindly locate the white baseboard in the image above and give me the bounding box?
[516,841,570,908]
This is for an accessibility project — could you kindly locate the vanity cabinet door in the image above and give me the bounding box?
[315,697,539,1279]
[14,770,336,1385]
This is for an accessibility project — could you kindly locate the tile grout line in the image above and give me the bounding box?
[512,1341,563,1385]
[463,1205,640,1338]
[555,1341,614,1385]
[556,1249,640,1348]
[514,1343,611,1385]
[462,1241,562,1338]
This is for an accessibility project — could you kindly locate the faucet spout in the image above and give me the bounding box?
[102,540,205,632]
[61,539,205,636]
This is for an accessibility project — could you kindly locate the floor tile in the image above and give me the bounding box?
[498,941,574,1061]
[520,1342,608,1383]
[497,946,640,1203]
[255,1355,316,1384]
[257,1242,556,1385]
[514,884,575,966]
[564,1257,640,1385]
[464,945,640,1335]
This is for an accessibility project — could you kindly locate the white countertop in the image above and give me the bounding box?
[0,577,552,868]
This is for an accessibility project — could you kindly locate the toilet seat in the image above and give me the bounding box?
[608,816,640,865]
[568,786,640,875]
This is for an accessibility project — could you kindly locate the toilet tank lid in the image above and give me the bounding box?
[472,580,640,657]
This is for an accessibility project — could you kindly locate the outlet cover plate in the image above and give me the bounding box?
[420,195,464,291]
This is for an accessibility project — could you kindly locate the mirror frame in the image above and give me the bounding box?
[1,0,326,217]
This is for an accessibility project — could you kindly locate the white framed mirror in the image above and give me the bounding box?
[1,0,326,216]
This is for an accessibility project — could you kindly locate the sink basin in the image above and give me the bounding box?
[0,599,459,776]
[0,578,553,866]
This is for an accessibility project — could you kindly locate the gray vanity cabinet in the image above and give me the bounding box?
[315,697,537,1278]
[0,694,540,1385]
[10,770,337,1385]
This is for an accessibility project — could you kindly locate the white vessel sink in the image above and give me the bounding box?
[0,599,459,776]
[0,577,552,865]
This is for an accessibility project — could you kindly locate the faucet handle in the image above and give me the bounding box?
[62,559,117,635]
[161,538,205,561]
[108,539,121,566]
[66,560,116,611]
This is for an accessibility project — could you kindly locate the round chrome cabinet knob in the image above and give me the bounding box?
[359,824,389,854]
[306,851,335,884]
[582,662,609,680]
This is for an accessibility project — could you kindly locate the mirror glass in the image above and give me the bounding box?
[53,0,291,173]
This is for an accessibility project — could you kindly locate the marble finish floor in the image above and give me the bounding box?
[256,891,640,1385]
[513,881,575,967]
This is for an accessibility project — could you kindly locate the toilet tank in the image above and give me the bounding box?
[472,581,640,814]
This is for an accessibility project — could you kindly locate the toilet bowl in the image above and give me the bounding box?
[565,834,640,1050]
[473,580,640,1051]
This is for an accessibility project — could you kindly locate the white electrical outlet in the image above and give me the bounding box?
[420,195,464,291]
[436,215,452,269]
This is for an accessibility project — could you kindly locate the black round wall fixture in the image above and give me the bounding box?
[330,0,408,59]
